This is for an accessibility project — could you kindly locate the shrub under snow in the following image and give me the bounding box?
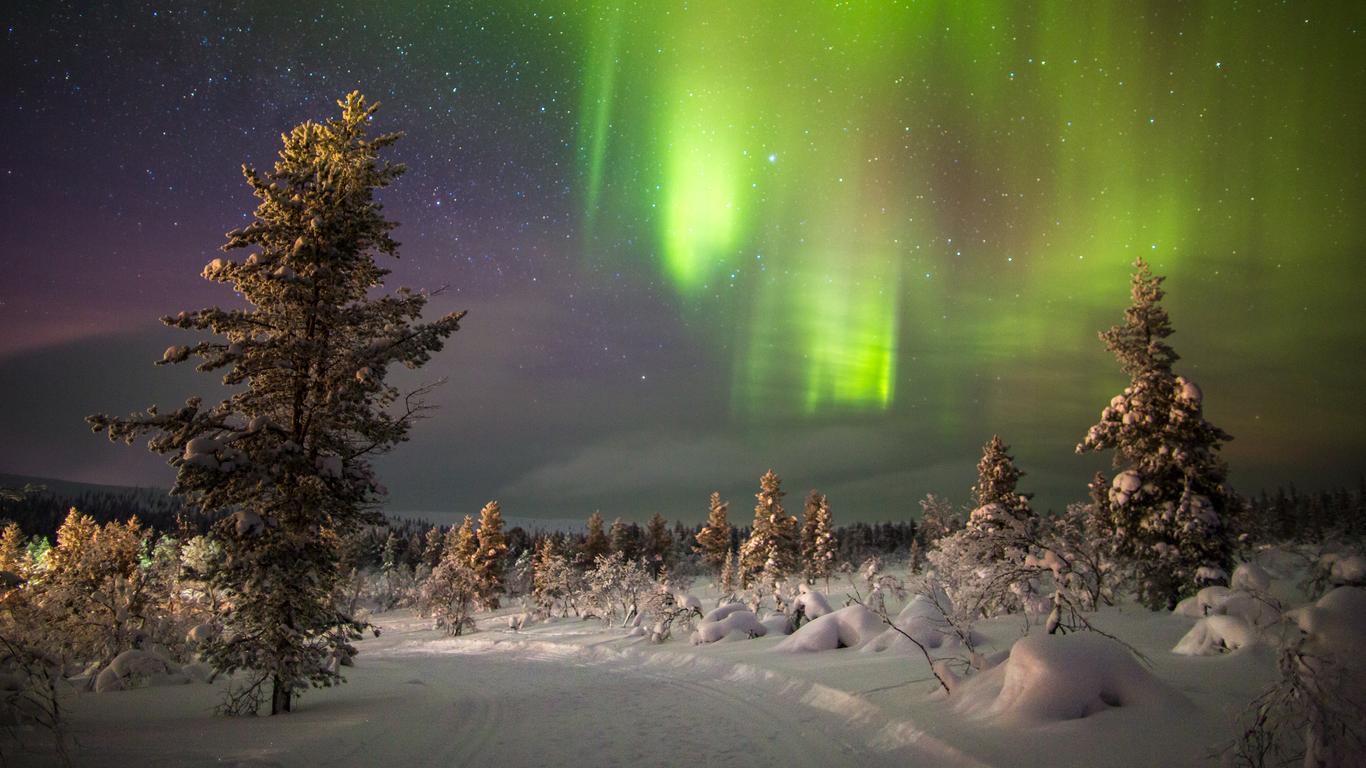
[691,603,768,644]
[861,594,980,654]
[773,605,884,653]
[94,649,192,693]
[954,633,1184,724]
[790,585,833,620]
[1172,614,1256,656]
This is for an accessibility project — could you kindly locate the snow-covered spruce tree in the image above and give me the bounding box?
[739,470,799,586]
[971,436,1033,518]
[644,512,673,575]
[718,547,738,598]
[471,501,507,609]
[421,525,444,569]
[608,517,639,561]
[963,436,1037,548]
[800,491,837,586]
[0,522,27,577]
[1077,258,1236,610]
[446,515,478,566]
[87,93,465,715]
[694,492,733,573]
[579,511,610,569]
[928,440,1038,619]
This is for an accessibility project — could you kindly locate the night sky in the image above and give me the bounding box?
[2,2,1363,525]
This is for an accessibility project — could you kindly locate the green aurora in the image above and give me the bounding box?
[571,1,1364,444]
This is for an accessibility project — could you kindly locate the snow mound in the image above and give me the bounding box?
[774,605,884,653]
[1172,614,1256,655]
[1217,591,1281,629]
[94,650,191,692]
[792,585,833,620]
[862,594,977,653]
[1230,562,1272,594]
[1174,585,1232,617]
[955,633,1183,724]
[759,613,792,636]
[1289,586,1366,661]
[1329,554,1366,586]
[692,603,767,644]
[185,622,218,646]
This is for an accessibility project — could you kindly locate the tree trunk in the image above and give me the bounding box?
[271,675,291,715]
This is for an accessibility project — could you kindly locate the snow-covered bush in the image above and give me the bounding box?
[1233,587,1366,766]
[1172,614,1256,656]
[773,605,883,653]
[532,540,586,618]
[21,510,159,670]
[421,559,480,637]
[584,552,654,626]
[691,603,767,644]
[954,633,1185,723]
[861,593,982,654]
[93,649,190,692]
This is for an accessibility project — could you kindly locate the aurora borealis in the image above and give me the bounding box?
[573,1,1364,421]
[1,1,1363,522]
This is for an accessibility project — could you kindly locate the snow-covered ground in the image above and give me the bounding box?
[12,573,1314,768]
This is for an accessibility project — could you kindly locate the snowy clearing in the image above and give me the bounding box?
[11,591,1293,768]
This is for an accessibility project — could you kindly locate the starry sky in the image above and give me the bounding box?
[1,1,1363,525]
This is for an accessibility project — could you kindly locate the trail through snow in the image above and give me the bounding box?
[48,613,981,768]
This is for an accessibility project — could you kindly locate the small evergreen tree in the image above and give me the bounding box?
[643,512,673,575]
[800,491,837,586]
[0,521,26,576]
[694,493,733,573]
[1077,258,1236,609]
[87,93,465,714]
[421,525,444,569]
[579,511,610,569]
[971,436,1033,518]
[718,546,738,597]
[446,515,478,566]
[739,470,798,586]
[471,501,507,608]
[608,517,639,561]
[964,435,1036,543]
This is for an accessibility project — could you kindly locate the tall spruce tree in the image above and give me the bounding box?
[88,93,464,714]
[739,470,799,585]
[1077,258,1236,609]
[694,492,733,573]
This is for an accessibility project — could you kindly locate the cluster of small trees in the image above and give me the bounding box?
[0,506,229,751]
[917,259,1242,638]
